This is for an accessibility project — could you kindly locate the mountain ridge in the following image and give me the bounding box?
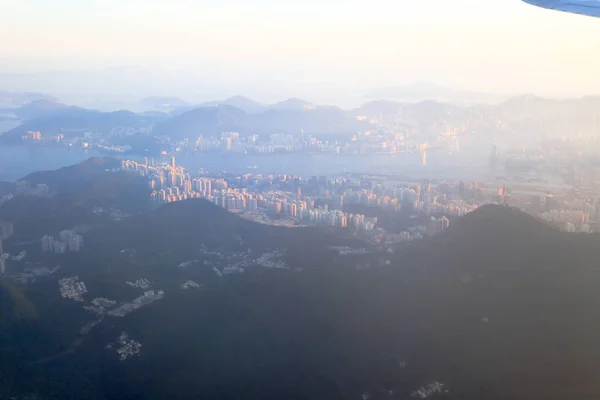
[3,92,600,145]
[13,99,71,120]
[84,197,366,270]
[152,104,369,139]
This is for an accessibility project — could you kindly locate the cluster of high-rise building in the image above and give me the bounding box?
[344,131,434,155]
[303,207,378,230]
[165,127,453,157]
[22,131,65,144]
[41,230,84,253]
[121,154,600,239]
[540,209,592,232]
[120,157,475,244]
[24,130,42,141]
[125,159,377,227]
[121,159,461,243]
[179,132,306,154]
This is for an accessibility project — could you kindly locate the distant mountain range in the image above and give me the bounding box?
[147,103,370,140]
[494,93,600,120]
[196,96,266,114]
[13,99,71,120]
[0,95,370,143]
[0,106,164,144]
[1,67,510,107]
[172,96,316,115]
[355,95,600,132]
[2,92,600,146]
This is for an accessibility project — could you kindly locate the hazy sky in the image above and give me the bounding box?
[1,0,600,102]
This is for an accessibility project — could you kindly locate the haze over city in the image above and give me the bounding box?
[4,1,600,399]
[2,0,600,106]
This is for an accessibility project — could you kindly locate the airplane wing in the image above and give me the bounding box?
[523,0,600,18]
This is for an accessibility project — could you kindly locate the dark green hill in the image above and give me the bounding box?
[0,176,150,241]
[23,157,121,191]
[0,195,94,241]
[5,204,600,399]
[84,198,365,269]
[79,205,600,400]
[0,158,151,241]
[397,204,597,276]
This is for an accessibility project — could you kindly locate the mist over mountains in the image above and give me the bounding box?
[0,66,517,110]
[2,91,600,147]
[151,104,372,140]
